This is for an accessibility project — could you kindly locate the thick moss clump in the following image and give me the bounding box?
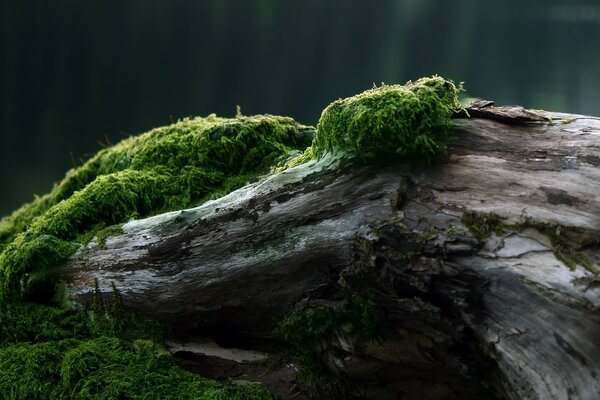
[0,114,312,299]
[0,302,90,346]
[314,76,462,161]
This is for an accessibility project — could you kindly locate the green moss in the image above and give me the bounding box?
[96,225,124,249]
[390,177,409,210]
[462,211,506,240]
[273,295,381,393]
[0,114,312,300]
[314,76,462,161]
[0,302,90,346]
[0,78,462,398]
[0,337,273,400]
[0,300,274,399]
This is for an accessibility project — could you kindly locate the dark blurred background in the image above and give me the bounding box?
[2,0,600,215]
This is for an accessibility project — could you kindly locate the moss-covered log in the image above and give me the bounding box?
[3,79,600,399]
[46,105,600,399]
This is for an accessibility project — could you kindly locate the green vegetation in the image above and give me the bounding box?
[0,290,274,400]
[314,76,462,161]
[0,114,310,399]
[514,218,596,273]
[0,336,272,400]
[462,211,506,240]
[0,114,312,300]
[274,295,381,394]
[560,117,577,124]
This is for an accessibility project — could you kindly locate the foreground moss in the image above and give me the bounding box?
[0,300,274,400]
[0,336,272,400]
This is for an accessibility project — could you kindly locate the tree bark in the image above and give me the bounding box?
[57,107,600,400]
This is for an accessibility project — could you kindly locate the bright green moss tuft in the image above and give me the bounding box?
[0,114,312,299]
[314,76,462,161]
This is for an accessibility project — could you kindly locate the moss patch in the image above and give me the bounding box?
[462,211,506,240]
[514,218,596,273]
[0,298,274,399]
[273,295,381,394]
[314,76,462,161]
[0,336,273,400]
[0,114,312,300]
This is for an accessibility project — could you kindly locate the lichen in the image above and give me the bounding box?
[513,218,596,273]
[560,117,577,124]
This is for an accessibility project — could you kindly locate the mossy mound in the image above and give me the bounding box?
[0,114,312,299]
[314,76,462,161]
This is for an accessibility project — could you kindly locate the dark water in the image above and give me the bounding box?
[2,0,600,215]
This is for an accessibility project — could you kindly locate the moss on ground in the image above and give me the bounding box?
[0,298,274,400]
[0,336,272,400]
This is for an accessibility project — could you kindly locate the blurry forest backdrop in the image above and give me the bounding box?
[2,0,600,215]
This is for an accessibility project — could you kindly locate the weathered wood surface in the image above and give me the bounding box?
[58,108,600,399]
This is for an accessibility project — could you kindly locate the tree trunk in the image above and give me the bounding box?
[57,106,600,400]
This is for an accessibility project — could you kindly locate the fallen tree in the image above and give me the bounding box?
[2,78,599,399]
[56,103,600,399]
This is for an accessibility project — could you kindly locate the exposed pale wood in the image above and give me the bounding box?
[57,110,600,399]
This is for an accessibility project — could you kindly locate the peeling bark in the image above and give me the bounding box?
[56,108,600,399]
